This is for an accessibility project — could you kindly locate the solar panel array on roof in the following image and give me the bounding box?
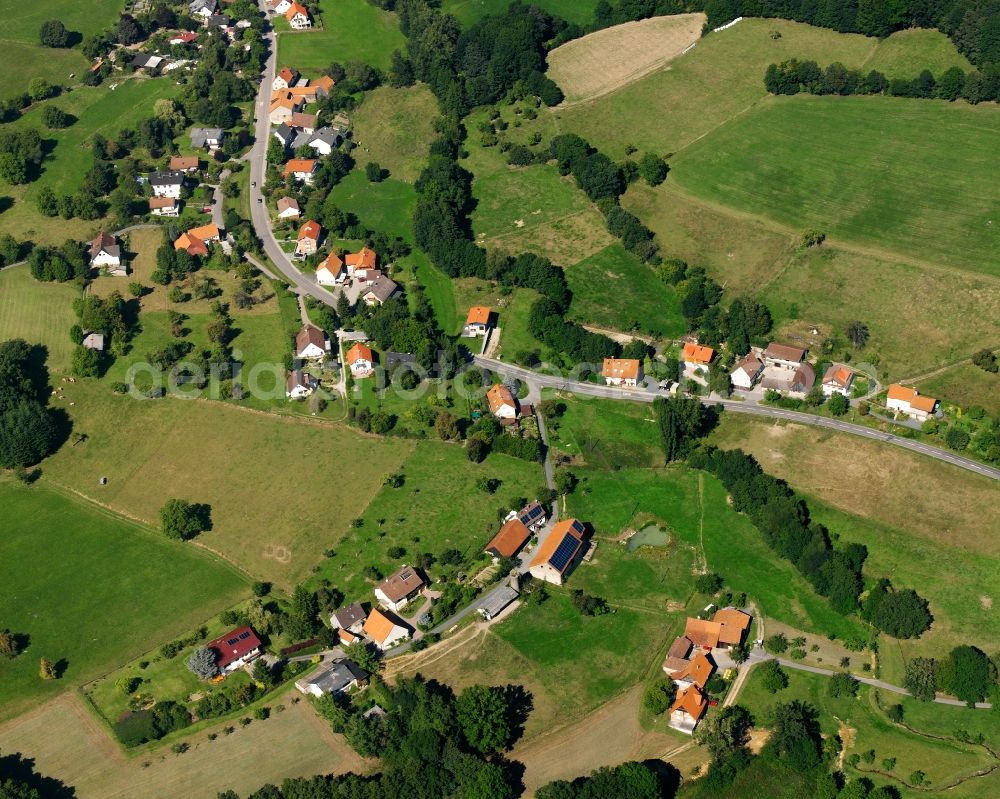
[548,534,580,572]
[226,636,239,646]
[519,503,544,525]
[238,631,251,640]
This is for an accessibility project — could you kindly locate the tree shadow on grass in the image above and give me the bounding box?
[0,751,77,798]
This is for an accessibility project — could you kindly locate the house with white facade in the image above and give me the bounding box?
[486,384,518,420]
[315,252,345,285]
[363,609,410,651]
[822,365,855,397]
[295,325,329,360]
[528,519,586,586]
[149,171,185,198]
[886,384,937,421]
[731,353,764,390]
[347,342,374,378]
[602,357,643,388]
[374,566,426,613]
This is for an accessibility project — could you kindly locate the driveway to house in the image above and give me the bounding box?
[744,647,992,709]
[474,357,1000,481]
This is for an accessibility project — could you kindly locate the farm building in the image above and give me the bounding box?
[601,358,643,387]
[528,519,586,586]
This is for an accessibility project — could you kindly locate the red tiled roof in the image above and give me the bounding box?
[207,626,261,670]
[298,219,321,241]
[529,519,585,573]
[347,342,372,364]
[682,342,715,364]
[485,518,531,558]
[602,358,640,380]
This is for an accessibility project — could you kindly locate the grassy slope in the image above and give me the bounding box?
[863,28,973,75]
[41,382,414,590]
[348,85,438,184]
[916,362,1000,415]
[0,483,246,721]
[0,264,80,374]
[544,392,663,469]
[275,0,404,72]
[669,94,1000,278]
[309,442,544,600]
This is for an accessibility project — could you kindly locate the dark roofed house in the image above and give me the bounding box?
[384,351,415,373]
[295,659,368,698]
[375,566,426,613]
[190,127,224,150]
[362,276,399,306]
[131,53,163,71]
[273,122,296,148]
[295,324,329,360]
[485,518,532,559]
[515,500,546,531]
[149,170,185,198]
[331,602,367,633]
[207,625,262,674]
[763,342,807,368]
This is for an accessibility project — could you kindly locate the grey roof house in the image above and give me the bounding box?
[190,127,224,149]
[294,659,368,698]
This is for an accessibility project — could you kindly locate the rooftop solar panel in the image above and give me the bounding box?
[238,631,251,640]
[226,637,239,645]
[548,534,580,572]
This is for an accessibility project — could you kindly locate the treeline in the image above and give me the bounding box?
[691,445,932,638]
[0,339,62,469]
[226,675,527,799]
[705,0,1000,75]
[765,59,1000,103]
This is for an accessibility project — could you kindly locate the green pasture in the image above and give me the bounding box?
[0,264,80,374]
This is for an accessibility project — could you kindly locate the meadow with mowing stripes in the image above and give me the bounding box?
[0,264,80,374]
[669,94,1000,277]
[0,482,247,722]
[275,0,404,72]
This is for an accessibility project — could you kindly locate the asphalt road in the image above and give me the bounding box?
[473,356,1000,481]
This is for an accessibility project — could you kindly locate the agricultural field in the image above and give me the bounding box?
[39,381,414,589]
[0,264,80,374]
[441,0,601,27]
[669,95,1000,278]
[308,441,545,601]
[547,14,705,104]
[862,28,972,76]
[275,0,405,72]
[0,482,246,721]
[738,669,999,798]
[0,691,369,799]
[565,243,685,338]
[348,85,438,184]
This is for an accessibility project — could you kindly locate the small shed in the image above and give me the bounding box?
[477,585,519,621]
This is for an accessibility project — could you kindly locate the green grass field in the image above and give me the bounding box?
[441,0,600,26]
[738,668,998,798]
[544,392,663,469]
[309,441,544,600]
[349,85,438,184]
[0,482,246,721]
[669,94,1000,277]
[0,264,80,374]
[40,382,414,589]
[863,28,972,76]
[916,362,1000,415]
[275,0,405,72]
[327,171,417,241]
[565,243,685,337]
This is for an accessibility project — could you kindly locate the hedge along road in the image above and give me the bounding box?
[473,356,1000,482]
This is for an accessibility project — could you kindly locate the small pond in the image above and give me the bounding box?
[626,524,668,552]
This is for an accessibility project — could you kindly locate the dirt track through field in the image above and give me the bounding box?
[548,14,706,105]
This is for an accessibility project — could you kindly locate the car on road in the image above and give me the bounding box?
[251,181,256,187]
[257,198,263,203]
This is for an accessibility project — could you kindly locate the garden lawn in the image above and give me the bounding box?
[0,483,246,721]
[669,94,1000,278]
[308,441,544,602]
[348,85,438,184]
[0,264,79,374]
[40,381,414,589]
[275,0,404,72]
[565,243,685,337]
[441,0,601,26]
[492,287,543,360]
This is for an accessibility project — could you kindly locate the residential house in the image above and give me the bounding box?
[295,659,368,698]
[273,122,296,148]
[763,342,807,370]
[131,53,163,72]
[374,566,426,613]
[683,617,721,650]
[286,2,312,28]
[347,342,374,378]
[730,353,764,390]
[207,625,262,675]
[289,112,318,133]
[330,602,367,634]
[345,246,377,276]
[384,352,415,374]
[312,75,336,97]
[363,608,410,651]
[169,155,200,173]
[602,358,643,388]
[485,518,532,560]
[206,14,231,34]
[295,219,322,256]
[713,607,751,648]
[512,500,546,532]
[669,685,708,734]
[287,85,318,104]
[661,636,693,675]
[354,267,382,286]
[307,127,344,155]
[89,232,121,269]
[169,30,199,45]
[822,365,855,397]
[361,276,399,306]
[189,0,217,18]
[277,196,300,219]
[269,0,293,13]
[273,66,299,91]
[282,158,318,184]
[190,127,224,151]
[463,306,493,337]
[528,518,586,586]
[149,196,179,217]
[149,170,185,198]
[761,362,816,396]
[268,93,301,125]
[295,324,329,360]
[478,585,519,621]
[82,332,105,351]
[486,384,519,420]
[338,628,360,646]
[886,384,937,421]
[682,342,715,374]
[670,650,715,690]
[286,369,318,399]
[315,252,345,285]
[187,223,221,243]
[174,232,209,257]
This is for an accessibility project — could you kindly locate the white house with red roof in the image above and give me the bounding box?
[528,519,586,586]
[821,365,855,397]
[285,2,311,28]
[207,626,262,674]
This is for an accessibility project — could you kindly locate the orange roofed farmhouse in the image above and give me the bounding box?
[602,358,643,388]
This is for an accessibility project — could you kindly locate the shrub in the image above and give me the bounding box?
[758,659,788,693]
[694,572,722,595]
